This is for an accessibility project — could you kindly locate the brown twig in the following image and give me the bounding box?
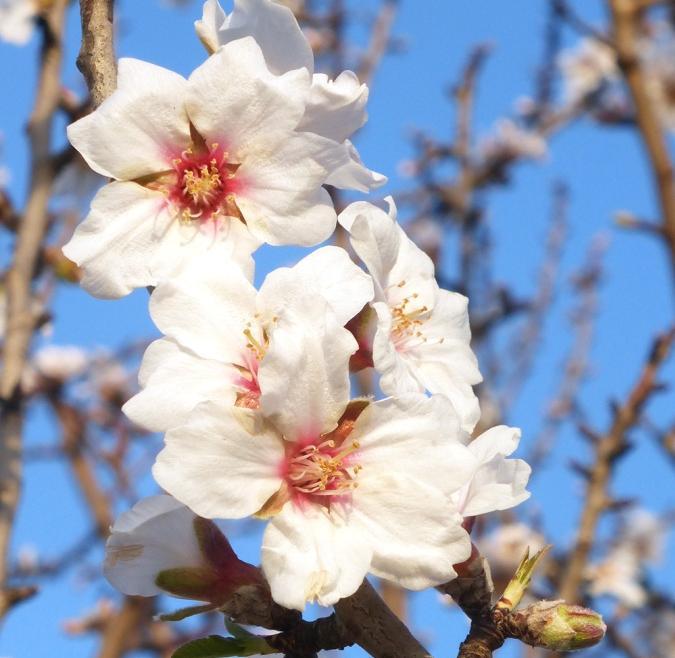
[334,579,431,658]
[77,0,117,107]
[0,0,70,620]
[357,0,398,85]
[609,0,675,275]
[558,326,675,603]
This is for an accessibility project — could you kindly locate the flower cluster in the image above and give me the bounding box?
[64,0,531,613]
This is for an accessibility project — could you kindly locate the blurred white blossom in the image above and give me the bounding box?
[558,37,618,105]
[33,344,88,381]
[0,0,37,45]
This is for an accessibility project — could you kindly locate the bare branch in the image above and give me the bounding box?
[609,0,675,274]
[77,0,117,107]
[0,0,70,620]
[558,326,675,603]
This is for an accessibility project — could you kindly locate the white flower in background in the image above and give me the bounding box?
[33,345,88,381]
[405,217,443,264]
[586,547,646,608]
[479,119,547,161]
[479,522,546,579]
[63,38,353,298]
[620,508,665,563]
[558,37,618,105]
[452,426,531,519]
[338,198,482,432]
[105,495,260,600]
[0,0,37,45]
[123,247,373,432]
[154,310,476,610]
[195,0,386,192]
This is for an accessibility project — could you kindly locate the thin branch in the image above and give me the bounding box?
[0,0,70,620]
[357,0,398,85]
[609,0,675,275]
[558,326,675,603]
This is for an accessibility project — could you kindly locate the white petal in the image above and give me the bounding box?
[236,132,346,246]
[62,182,173,298]
[338,198,404,295]
[262,504,371,610]
[468,425,521,462]
[212,0,313,75]
[459,426,531,517]
[195,0,227,52]
[299,72,368,142]
[149,254,257,363]
[122,338,238,432]
[153,400,284,519]
[186,37,309,154]
[325,141,387,192]
[67,59,190,180]
[105,495,202,597]
[259,303,355,439]
[353,394,477,494]
[351,473,471,589]
[371,301,426,395]
[257,246,374,326]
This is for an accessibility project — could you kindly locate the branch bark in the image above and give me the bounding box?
[0,0,70,620]
[77,0,117,107]
[558,327,675,603]
[608,0,675,274]
[335,579,431,658]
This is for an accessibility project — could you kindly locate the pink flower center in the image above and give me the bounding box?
[168,142,242,223]
[233,319,275,410]
[284,436,361,504]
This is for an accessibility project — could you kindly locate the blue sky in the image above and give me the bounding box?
[0,1,673,657]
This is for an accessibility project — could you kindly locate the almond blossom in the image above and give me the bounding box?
[195,0,386,192]
[105,495,260,601]
[153,310,477,610]
[123,247,373,431]
[339,198,482,432]
[63,37,354,298]
[452,425,531,520]
[558,37,619,106]
[0,0,37,45]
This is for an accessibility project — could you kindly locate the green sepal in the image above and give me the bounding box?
[155,567,220,599]
[172,634,276,658]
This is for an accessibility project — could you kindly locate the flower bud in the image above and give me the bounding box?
[105,495,261,604]
[515,600,606,651]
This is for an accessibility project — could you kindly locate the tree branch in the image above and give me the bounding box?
[0,0,70,620]
[558,326,675,603]
[608,0,675,274]
[77,0,117,107]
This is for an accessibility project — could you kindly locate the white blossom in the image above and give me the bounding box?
[339,198,482,432]
[452,426,531,519]
[104,495,207,597]
[153,309,477,610]
[479,119,547,161]
[0,0,37,45]
[33,345,88,381]
[558,38,618,105]
[63,39,353,298]
[586,547,646,608]
[479,522,546,578]
[195,0,386,192]
[123,247,373,432]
